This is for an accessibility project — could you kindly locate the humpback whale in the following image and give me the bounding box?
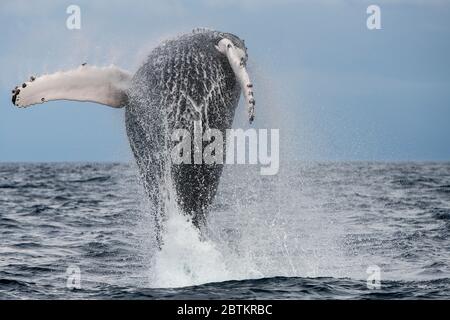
[11,29,255,241]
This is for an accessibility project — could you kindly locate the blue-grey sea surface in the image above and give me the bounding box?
[0,162,449,299]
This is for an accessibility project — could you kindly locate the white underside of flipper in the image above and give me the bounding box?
[216,38,255,123]
[12,65,131,108]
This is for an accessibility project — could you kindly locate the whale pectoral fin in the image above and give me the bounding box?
[11,65,131,108]
[216,39,255,123]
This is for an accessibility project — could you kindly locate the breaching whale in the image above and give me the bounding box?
[11,29,255,242]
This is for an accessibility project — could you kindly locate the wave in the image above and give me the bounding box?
[4,276,447,300]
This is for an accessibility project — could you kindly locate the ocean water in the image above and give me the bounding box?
[0,162,449,299]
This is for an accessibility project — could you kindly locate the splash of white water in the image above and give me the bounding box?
[146,170,264,288]
[150,210,230,288]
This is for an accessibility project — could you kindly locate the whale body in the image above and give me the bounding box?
[11,29,256,242]
[126,30,245,231]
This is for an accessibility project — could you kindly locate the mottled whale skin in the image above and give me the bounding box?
[125,30,245,233]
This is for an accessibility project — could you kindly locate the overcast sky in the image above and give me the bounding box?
[1,0,449,162]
